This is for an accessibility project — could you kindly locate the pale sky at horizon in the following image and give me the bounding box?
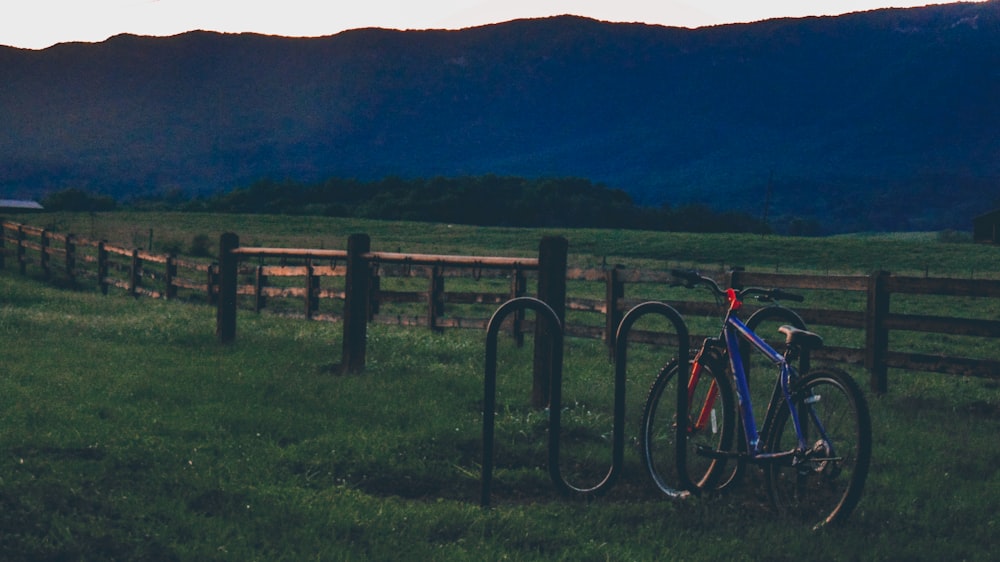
[1,1,983,50]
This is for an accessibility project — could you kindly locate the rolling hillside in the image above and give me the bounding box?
[1,1,998,232]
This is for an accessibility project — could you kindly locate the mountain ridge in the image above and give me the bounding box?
[2,2,999,232]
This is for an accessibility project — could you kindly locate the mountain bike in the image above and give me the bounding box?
[640,269,871,528]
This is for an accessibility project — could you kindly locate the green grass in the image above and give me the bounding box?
[2,213,999,559]
[23,211,1000,277]
[25,211,1000,360]
[2,265,999,559]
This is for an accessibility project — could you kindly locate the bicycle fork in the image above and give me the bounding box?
[687,344,721,435]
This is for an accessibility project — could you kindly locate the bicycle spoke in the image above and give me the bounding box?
[765,369,871,529]
[641,355,737,495]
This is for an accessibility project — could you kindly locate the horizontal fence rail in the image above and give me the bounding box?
[729,269,1000,392]
[225,244,540,328]
[1,222,216,302]
[3,219,999,393]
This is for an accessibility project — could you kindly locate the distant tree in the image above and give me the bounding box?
[189,174,768,234]
[41,188,117,212]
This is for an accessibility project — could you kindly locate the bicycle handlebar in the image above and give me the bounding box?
[670,269,804,303]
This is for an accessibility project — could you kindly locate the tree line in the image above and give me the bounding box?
[41,176,772,234]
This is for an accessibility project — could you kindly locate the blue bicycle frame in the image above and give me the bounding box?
[719,291,832,460]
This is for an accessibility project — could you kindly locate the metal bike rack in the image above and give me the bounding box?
[614,301,690,497]
[481,297,563,507]
[481,297,690,506]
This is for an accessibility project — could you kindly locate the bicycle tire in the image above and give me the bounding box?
[763,367,872,529]
[640,354,736,495]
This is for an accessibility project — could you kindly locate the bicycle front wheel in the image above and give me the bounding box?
[764,368,871,529]
[640,354,736,495]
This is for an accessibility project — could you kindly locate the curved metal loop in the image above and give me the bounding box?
[615,301,690,498]
[555,301,691,499]
[482,298,693,506]
[481,297,563,507]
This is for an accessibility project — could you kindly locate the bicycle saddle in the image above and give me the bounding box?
[778,325,823,350]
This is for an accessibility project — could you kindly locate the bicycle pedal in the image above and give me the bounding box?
[747,449,797,466]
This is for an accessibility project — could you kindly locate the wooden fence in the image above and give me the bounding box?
[3,219,1000,394]
[0,221,216,301]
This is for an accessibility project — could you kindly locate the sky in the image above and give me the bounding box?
[1,1,977,50]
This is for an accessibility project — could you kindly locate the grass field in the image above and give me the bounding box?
[1,213,998,560]
[24,211,1000,277]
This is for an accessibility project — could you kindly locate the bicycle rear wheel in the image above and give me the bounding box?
[640,354,736,495]
[764,367,871,529]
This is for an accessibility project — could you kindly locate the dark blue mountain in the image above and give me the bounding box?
[1,1,998,232]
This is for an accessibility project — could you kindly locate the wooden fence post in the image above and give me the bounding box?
[510,265,526,347]
[428,265,444,332]
[865,270,891,394]
[254,265,267,312]
[216,232,239,344]
[17,225,26,275]
[341,233,371,374]
[207,264,218,305]
[165,254,177,299]
[40,229,50,279]
[728,266,745,290]
[97,241,109,295]
[605,264,625,359]
[305,260,319,320]
[64,233,76,285]
[533,236,568,408]
[128,249,140,297]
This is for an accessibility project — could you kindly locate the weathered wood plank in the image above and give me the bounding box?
[886,351,1000,378]
[887,313,1000,337]
[888,276,1000,298]
[735,271,870,291]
